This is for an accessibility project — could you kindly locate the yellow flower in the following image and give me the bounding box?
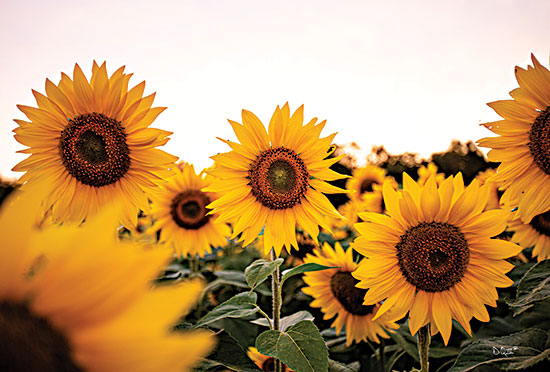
[0,175,19,207]
[13,62,177,228]
[247,347,293,372]
[509,210,550,261]
[150,163,230,257]
[346,164,397,208]
[285,232,319,265]
[417,163,445,186]
[352,174,522,344]
[475,168,502,210]
[206,103,347,256]
[0,184,213,372]
[478,54,550,223]
[302,243,398,346]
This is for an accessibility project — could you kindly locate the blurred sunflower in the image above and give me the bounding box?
[346,164,397,208]
[302,243,398,346]
[285,233,319,265]
[337,165,397,227]
[247,347,293,372]
[13,61,177,228]
[0,185,213,372]
[475,168,502,210]
[478,54,550,223]
[150,163,230,257]
[0,176,19,207]
[417,163,445,186]
[509,210,550,261]
[246,347,294,372]
[206,103,347,256]
[352,174,522,344]
[337,199,363,226]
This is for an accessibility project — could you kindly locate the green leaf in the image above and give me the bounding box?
[281,263,338,284]
[245,258,284,291]
[251,310,314,331]
[256,320,328,372]
[449,328,550,372]
[389,323,419,362]
[197,330,262,372]
[202,276,271,297]
[509,259,550,316]
[194,292,258,329]
[327,359,360,372]
[429,346,461,359]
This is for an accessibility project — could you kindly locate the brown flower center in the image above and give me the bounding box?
[248,147,309,210]
[291,235,318,260]
[59,113,130,187]
[529,106,550,175]
[396,222,469,292]
[359,178,378,194]
[261,357,289,372]
[330,271,374,316]
[170,190,211,230]
[0,301,83,372]
[529,210,550,236]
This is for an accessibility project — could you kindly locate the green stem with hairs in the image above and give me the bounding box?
[417,324,431,372]
[270,249,282,372]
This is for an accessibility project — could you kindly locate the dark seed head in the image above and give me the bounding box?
[59,112,130,187]
[396,222,469,292]
[249,147,309,210]
[170,190,211,230]
[330,271,375,316]
[0,301,83,372]
[529,106,550,175]
[529,210,550,236]
[359,178,377,194]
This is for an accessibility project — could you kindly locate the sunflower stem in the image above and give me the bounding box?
[417,324,431,372]
[189,255,200,274]
[270,249,282,372]
[379,338,385,372]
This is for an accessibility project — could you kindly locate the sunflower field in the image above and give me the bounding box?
[1,55,550,372]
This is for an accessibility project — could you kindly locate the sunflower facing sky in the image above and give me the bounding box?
[478,54,550,223]
[302,243,398,346]
[206,103,347,256]
[12,61,177,228]
[352,173,522,344]
[0,184,213,372]
[150,163,230,257]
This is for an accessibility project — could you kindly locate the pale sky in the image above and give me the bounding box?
[1,0,549,179]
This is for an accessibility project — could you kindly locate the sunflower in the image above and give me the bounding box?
[12,61,177,228]
[475,168,502,210]
[417,163,445,186]
[284,232,319,265]
[302,243,398,346]
[508,210,550,261]
[150,163,230,257]
[0,184,213,372]
[206,103,347,256]
[346,164,397,207]
[478,54,550,223]
[352,173,522,344]
[0,175,19,207]
[247,347,293,372]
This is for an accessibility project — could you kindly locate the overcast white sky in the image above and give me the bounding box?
[1,0,549,179]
